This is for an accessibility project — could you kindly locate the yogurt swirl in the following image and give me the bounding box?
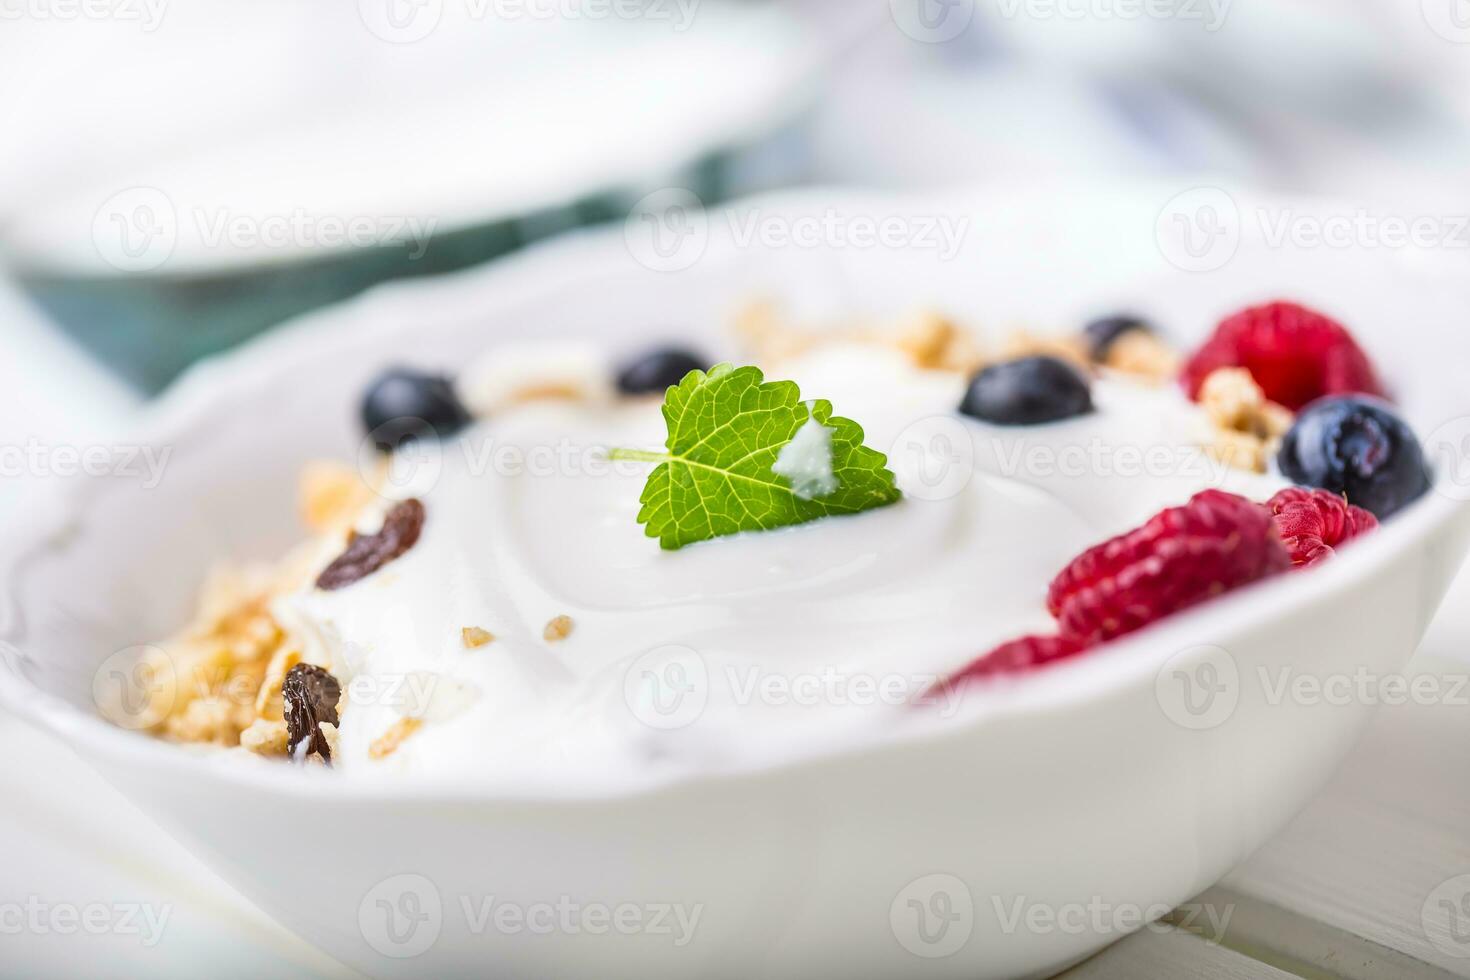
[278,344,1282,786]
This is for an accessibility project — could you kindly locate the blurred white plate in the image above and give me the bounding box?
[0,1,825,274]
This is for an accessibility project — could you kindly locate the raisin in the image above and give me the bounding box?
[315,498,425,591]
[283,663,342,764]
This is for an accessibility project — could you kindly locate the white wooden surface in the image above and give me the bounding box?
[1061,924,1297,979]
[4,287,1470,978]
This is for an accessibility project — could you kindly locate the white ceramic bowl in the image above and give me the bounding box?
[4,184,1470,979]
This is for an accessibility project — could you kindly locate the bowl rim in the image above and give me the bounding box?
[4,179,1469,803]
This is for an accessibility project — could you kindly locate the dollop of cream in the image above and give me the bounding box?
[772,414,839,500]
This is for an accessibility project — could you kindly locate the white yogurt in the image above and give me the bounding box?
[282,345,1283,787]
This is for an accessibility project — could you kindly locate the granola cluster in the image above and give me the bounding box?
[134,463,376,758]
[734,301,1178,385]
[1197,367,1294,474]
[735,303,983,375]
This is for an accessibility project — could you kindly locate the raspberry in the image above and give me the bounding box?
[1181,301,1386,411]
[930,634,1088,694]
[1267,487,1378,567]
[1047,490,1291,645]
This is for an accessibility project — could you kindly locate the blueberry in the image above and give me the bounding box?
[1278,396,1429,519]
[360,367,471,451]
[959,356,1094,426]
[616,346,708,395]
[1084,314,1152,361]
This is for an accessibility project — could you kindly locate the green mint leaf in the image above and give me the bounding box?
[611,363,902,550]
